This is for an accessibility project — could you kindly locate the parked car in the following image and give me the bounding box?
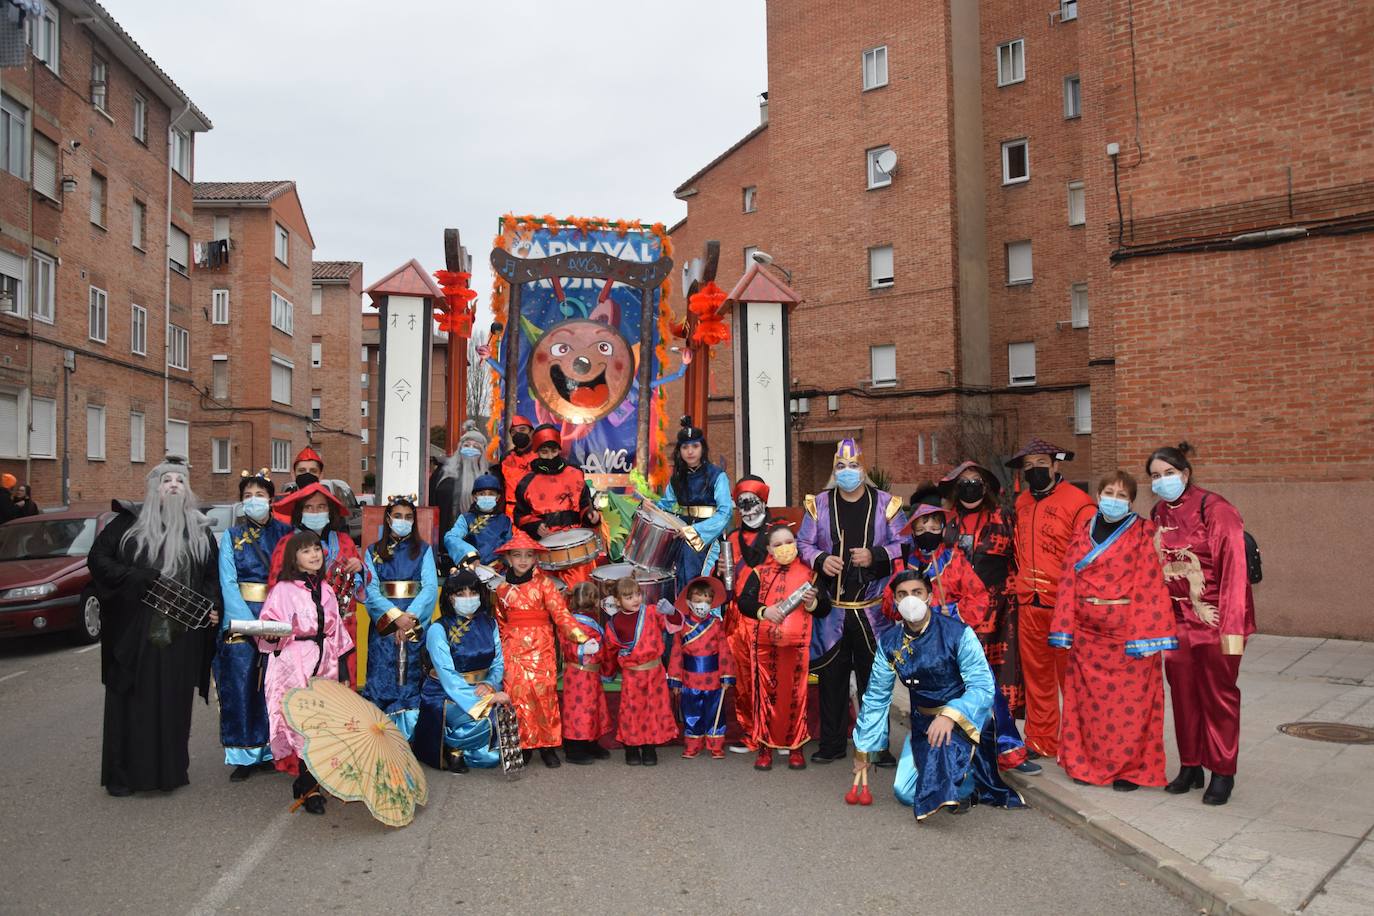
[0,506,116,644]
[203,504,238,543]
[322,479,364,543]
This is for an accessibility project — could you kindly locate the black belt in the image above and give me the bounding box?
[542,510,581,528]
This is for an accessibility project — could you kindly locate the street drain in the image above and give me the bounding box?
[1277,721,1374,744]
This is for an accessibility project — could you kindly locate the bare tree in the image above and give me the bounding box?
[467,331,493,427]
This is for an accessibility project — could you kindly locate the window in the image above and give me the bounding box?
[211,356,229,399]
[166,419,188,459]
[30,397,56,459]
[30,7,59,73]
[89,171,107,226]
[31,253,54,324]
[1064,75,1081,119]
[360,371,368,387]
[311,394,322,421]
[132,200,146,249]
[129,411,145,463]
[0,94,27,179]
[1067,180,1086,226]
[997,39,1025,86]
[130,304,147,355]
[361,456,368,472]
[1006,240,1033,284]
[86,406,106,460]
[168,324,189,370]
[743,246,758,272]
[0,391,18,457]
[862,45,888,90]
[1061,1,1079,22]
[1071,282,1090,328]
[742,186,757,213]
[360,400,368,418]
[213,215,230,241]
[867,145,894,189]
[90,57,108,112]
[274,223,289,264]
[870,344,896,387]
[311,339,322,368]
[868,245,894,288]
[361,427,369,445]
[132,95,147,144]
[311,285,323,315]
[1001,139,1029,184]
[271,439,291,473]
[33,133,57,198]
[168,224,189,273]
[210,437,231,473]
[271,358,293,404]
[0,249,24,317]
[171,129,191,179]
[88,286,108,342]
[271,292,294,335]
[1008,342,1036,386]
[1074,386,1092,433]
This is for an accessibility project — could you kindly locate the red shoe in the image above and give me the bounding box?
[681,736,702,759]
[788,749,807,770]
[754,748,773,771]
[706,736,726,759]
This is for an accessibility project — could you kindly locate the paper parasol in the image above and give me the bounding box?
[283,678,428,827]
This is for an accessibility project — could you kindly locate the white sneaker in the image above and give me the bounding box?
[728,743,752,754]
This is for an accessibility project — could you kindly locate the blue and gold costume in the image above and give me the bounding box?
[362,537,437,739]
[658,461,733,590]
[443,496,513,567]
[853,613,1024,819]
[412,608,505,770]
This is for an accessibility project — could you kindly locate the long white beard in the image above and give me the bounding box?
[440,452,489,517]
[122,486,209,580]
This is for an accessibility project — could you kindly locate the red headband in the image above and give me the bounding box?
[734,479,770,502]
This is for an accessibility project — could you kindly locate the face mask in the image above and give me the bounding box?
[301,511,330,533]
[242,496,271,523]
[511,432,531,450]
[688,601,712,618]
[956,478,985,505]
[601,596,619,616]
[390,518,414,539]
[460,446,481,459]
[295,472,320,490]
[1024,466,1053,492]
[914,531,943,552]
[835,467,864,492]
[532,457,562,474]
[475,495,499,512]
[1098,496,1131,522]
[897,595,929,625]
[771,543,798,566]
[1151,474,1186,503]
[452,595,481,617]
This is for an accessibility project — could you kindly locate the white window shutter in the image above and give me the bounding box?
[0,392,19,457]
[30,398,55,457]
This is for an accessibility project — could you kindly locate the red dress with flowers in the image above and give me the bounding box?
[603,606,679,746]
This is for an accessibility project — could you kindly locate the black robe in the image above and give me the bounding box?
[87,509,220,792]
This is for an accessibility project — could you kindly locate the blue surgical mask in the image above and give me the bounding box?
[453,595,481,617]
[1151,474,1186,503]
[475,494,499,512]
[1098,496,1131,523]
[301,511,330,533]
[835,467,864,492]
[242,496,270,523]
[460,446,481,459]
[391,518,414,539]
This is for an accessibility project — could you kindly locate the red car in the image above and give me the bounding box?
[0,505,115,644]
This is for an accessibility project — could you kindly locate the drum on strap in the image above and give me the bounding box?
[592,562,676,607]
[537,528,601,571]
[624,503,683,570]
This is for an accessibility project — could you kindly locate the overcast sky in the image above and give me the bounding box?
[114,0,767,322]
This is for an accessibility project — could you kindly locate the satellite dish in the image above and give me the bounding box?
[875,149,898,176]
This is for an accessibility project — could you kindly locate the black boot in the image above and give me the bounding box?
[641,745,658,766]
[624,746,642,766]
[230,764,255,783]
[564,741,593,765]
[1202,773,1234,806]
[539,747,561,768]
[447,749,469,774]
[588,740,610,760]
[105,784,132,798]
[302,792,326,815]
[1165,765,1204,794]
[1112,779,1139,792]
[521,749,533,765]
[873,749,898,769]
[291,772,315,799]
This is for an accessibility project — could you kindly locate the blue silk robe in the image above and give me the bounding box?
[361,538,438,739]
[443,510,513,567]
[659,463,733,590]
[412,611,505,769]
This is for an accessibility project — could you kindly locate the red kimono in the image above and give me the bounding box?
[513,460,598,587]
[501,448,536,515]
[1051,515,1176,786]
[909,546,990,631]
[1152,486,1255,777]
[667,615,736,753]
[604,605,680,747]
[559,613,611,742]
[723,524,768,742]
[954,506,1022,714]
[493,571,589,749]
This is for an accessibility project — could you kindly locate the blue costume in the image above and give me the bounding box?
[853,613,1024,819]
[443,510,513,567]
[412,609,505,770]
[214,515,292,766]
[658,461,733,590]
[362,538,438,739]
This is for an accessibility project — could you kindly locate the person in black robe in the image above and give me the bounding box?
[88,456,220,796]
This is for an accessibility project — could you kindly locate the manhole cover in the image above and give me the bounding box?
[1277,722,1374,744]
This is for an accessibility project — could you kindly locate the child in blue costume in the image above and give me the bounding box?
[362,495,438,739]
[443,473,513,567]
[215,469,293,780]
[412,569,508,772]
[853,571,1025,820]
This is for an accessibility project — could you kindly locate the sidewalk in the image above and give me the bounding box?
[997,635,1374,915]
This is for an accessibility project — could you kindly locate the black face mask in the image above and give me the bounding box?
[955,479,985,505]
[1024,466,1053,492]
[295,472,320,490]
[511,432,531,450]
[532,457,564,475]
[914,531,944,552]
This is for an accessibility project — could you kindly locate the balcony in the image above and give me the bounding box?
[194,237,233,270]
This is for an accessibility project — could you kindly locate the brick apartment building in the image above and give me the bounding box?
[671,0,1374,638]
[309,259,363,487]
[0,0,211,505]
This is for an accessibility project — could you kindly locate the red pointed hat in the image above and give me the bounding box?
[293,446,324,469]
[273,480,344,516]
[1005,437,1074,469]
[510,415,534,430]
[675,576,727,616]
[496,529,544,554]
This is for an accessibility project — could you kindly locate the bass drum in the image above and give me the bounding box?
[591,562,676,607]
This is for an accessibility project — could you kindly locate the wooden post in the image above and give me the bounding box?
[442,228,469,452]
[681,241,721,433]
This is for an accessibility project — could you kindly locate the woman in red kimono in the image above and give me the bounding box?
[559,582,612,764]
[1148,443,1255,806]
[603,576,683,766]
[490,530,593,768]
[1051,471,1176,791]
[736,524,831,772]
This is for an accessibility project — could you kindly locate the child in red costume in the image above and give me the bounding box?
[902,500,990,631]
[667,577,736,759]
[559,582,612,765]
[603,576,682,766]
[512,424,602,587]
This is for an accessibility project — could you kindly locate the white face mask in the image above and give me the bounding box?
[688,601,712,618]
[601,596,619,616]
[897,595,929,625]
[452,595,481,617]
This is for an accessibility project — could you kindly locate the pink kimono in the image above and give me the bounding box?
[257,578,354,772]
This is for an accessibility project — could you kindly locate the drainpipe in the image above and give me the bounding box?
[165,103,190,456]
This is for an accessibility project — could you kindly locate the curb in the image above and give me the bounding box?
[1003,771,1289,916]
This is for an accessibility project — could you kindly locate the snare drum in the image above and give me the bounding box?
[625,505,680,570]
[538,528,601,571]
[592,563,677,607]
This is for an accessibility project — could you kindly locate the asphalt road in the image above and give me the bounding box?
[0,634,1192,915]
